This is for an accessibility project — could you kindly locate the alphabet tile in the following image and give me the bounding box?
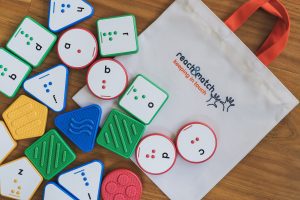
[57,28,98,69]
[119,75,169,125]
[87,59,128,99]
[0,48,31,98]
[58,160,104,200]
[48,0,94,32]
[97,15,138,57]
[176,122,217,163]
[6,16,57,68]
[0,157,43,200]
[136,134,177,175]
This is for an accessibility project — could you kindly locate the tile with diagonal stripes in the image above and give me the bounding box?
[25,129,76,180]
[97,109,145,158]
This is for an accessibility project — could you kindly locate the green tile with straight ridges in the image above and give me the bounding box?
[24,129,76,180]
[97,109,145,158]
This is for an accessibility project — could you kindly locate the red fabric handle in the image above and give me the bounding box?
[225,0,290,66]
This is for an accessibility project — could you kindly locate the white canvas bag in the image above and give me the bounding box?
[73,0,299,199]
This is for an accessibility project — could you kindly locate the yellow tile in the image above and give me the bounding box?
[3,95,48,140]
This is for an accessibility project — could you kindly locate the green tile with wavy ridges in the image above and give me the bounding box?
[97,109,145,158]
[25,129,76,180]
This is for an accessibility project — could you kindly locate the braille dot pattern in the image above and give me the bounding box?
[191,137,200,144]
[43,82,53,93]
[61,3,71,13]
[20,30,34,45]
[146,149,156,159]
[0,65,8,76]
[102,30,118,42]
[80,171,90,186]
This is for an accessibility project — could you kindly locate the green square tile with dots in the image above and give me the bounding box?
[6,16,57,68]
[0,48,31,98]
[97,14,139,57]
[119,74,169,125]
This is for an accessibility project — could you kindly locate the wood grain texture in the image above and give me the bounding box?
[0,0,299,199]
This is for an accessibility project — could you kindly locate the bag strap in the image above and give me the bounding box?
[225,0,290,66]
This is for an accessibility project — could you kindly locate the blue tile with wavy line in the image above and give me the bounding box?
[55,104,102,152]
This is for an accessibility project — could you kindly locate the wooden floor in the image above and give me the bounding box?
[0,0,299,199]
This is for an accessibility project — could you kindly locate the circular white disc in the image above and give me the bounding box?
[176,122,217,163]
[87,59,128,99]
[57,28,98,69]
[136,134,177,175]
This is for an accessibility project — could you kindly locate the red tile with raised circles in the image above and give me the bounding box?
[101,169,142,200]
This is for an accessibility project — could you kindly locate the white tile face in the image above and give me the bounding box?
[119,75,168,124]
[48,0,94,32]
[136,134,176,175]
[176,123,217,163]
[6,17,57,67]
[87,59,128,99]
[23,64,68,112]
[0,49,31,98]
[0,157,43,200]
[98,15,138,56]
[44,183,74,200]
[57,28,98,69]
[0,121,16,164]
[58,160,103,200]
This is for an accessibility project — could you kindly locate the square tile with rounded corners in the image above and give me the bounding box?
[25,129,76,180]
[0,157,43,200]
[97,109,145,158]
[23,64,69,112]
[119,74,169,125]
[58,160,104,200]
[0,48,31,98]
[97,14,139,57]
[0,121,17,164]
[2,95,48,140]
[6,16,57,68]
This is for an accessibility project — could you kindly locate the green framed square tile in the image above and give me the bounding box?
[6,16,57,68]
[24,129,76,180]
[97,14,139,57]
[0,48,31,98]
[97,109,145,158]
[119,74,169,125]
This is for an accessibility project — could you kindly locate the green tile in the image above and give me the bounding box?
[6,16,57,68]
[25,129,76,180]
[97,14,139,57]
[97,109,145,158]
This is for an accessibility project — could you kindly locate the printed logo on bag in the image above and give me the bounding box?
[173,52,236,112]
